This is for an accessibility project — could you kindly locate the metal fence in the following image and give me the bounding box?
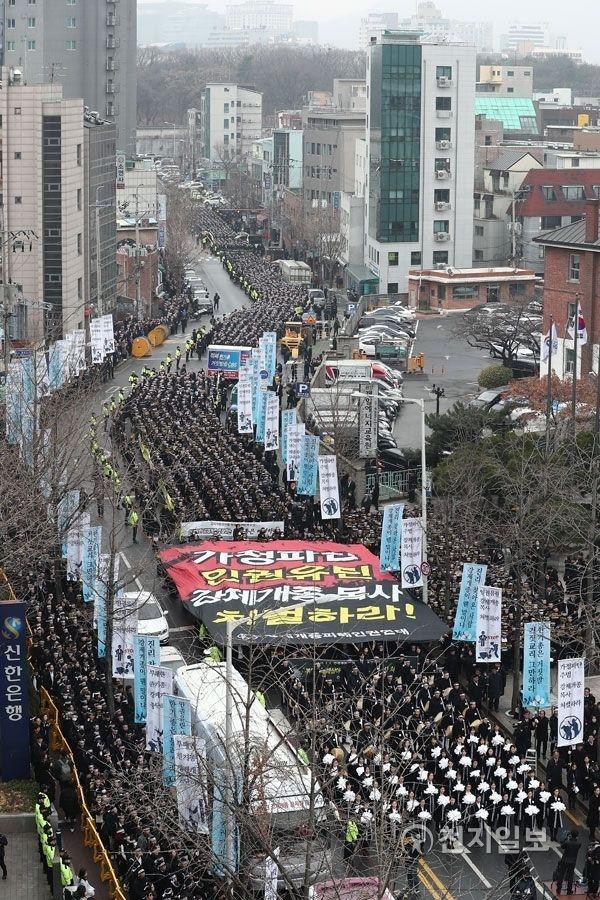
[367,469,411,499]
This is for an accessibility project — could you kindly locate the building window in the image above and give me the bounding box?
[436,189,450,204]
[76,143,81,166]
[541,216,562,229]
[565,348,575,374]
[475,225,484,236]
[509,282,526,297]
[388,252,398,266]
[453,285,478,299]
[411,251,422,266]
[507,87,514,93]
[434,219,449,233]
[562,185,585,200]
[436,65,452,79]
[65,40,76,49]
[569,253,581,282]
[14,151,21,159]
[507,70,514,76]
[541,186,556,201]
[387,282,399,294]
[435,127,451,142]
[77,277,82,300]
[77,233,82,255]
[14,196,22,204]
[435,157,450,171]
[6,19,15,28]
[435,96,451,111]
[27,40,36,49]
[14,107,21,116]
[474,250,484,260]
[27,16,36,26]
[65,16,76,26]
[77,188,82,210]
[571,158,580,167]
[433,251,448,264]
[5,41,15,51]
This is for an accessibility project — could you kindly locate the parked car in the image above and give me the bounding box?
[469,389,506,411]
[159,645,186,672]
[125,591,170,643]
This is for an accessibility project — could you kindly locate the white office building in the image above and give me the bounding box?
[200,84,262,162]
[364,31,476,294]
[225,1,292,34]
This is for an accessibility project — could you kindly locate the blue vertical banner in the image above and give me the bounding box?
[134,636,160,724]
[82,525,102,603]
[452,563,487,642]
[522,621,551,708]
[0,602,30,779]
[211,772,227,876]
[163,695,192,786]
[5,361,23,445]
[281,409,297,464]
[297,435,319,495]
[250,354,261,427]
[262,331,277,379]
[255,390,267,444]
[379,503,404,572]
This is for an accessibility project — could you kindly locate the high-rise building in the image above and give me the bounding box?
[364,31,476,294]
[3,0,137,154]
[360,6,492,53]
[359,13,399,49]
[0,67,86,341]
[225,1,292,34]
[500,22,551,51]
[84,112,117,321]
[200,84,262,162]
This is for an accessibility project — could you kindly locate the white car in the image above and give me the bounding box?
[125,590,170,643]
[160,644,186,672]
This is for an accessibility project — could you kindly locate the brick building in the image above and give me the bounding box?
[407,266,537,310]
[536,198,600,378]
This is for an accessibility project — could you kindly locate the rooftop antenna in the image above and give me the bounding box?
[43,62,66,84]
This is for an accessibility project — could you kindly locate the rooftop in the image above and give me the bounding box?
[516,168,600,217]
[486,148,543,172]
[534,217,600,250]
[475,97,538,133]
[408,266,536,282]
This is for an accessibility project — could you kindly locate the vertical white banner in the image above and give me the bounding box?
[265,848,280,900]
[90,318,105,364]
[101,314,115,355]
[400,517,423,588]
[174,734,209,834]
[237,377,254,434]
[66,511,91,581]
[557,658,585,747]
[72,329,86,375]
[286,423,305,481]
[358,382,378,458]
[112,592,138,679]
[475,585,502,663]
[146,665,174,753]
[264,393,280,451]
[318,455,341,519]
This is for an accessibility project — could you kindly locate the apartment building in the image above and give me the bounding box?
[364,31,476,294]
[2,0,137,154]
[301,107,365,207]
[476,66,533,98]
[200,84,262,162]
[225,1,292,34]
[84,112,117,319]
[0,68,85,342]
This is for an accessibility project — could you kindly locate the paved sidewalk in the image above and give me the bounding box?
[2,832,51,900]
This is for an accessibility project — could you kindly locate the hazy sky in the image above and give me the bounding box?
[138,0,600,62]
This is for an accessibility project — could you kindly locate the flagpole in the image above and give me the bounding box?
[545,315,553,455]
[571,296,580,436]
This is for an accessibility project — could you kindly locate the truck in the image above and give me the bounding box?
[174,662,331,889]
[274,259,313,286]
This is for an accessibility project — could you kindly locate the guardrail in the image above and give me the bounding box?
[39,688,127,900]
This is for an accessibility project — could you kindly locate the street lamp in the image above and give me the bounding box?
[402,397,428,605]
[223,595,323,875]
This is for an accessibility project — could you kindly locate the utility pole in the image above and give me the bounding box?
[1,284,16,380]
[430,383,445,416]
[135,188,142,321]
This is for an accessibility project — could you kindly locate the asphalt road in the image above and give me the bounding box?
[394,314,492,452]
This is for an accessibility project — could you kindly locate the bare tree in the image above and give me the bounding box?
[163,188,197,288]
[456,301,542,366]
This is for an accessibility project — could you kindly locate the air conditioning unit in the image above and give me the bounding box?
[434,263,447,270]
[436,169,450,180]
[437,76,450,87]
[435,232,450,241]
[435,201,450,211]
[437,140,451,150]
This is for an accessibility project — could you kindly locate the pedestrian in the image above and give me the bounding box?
[534,709,549,759]
[588,787,600,840]
[487,663,505,712]
[128,508,139,544]
[213,292,220,312]
[0,833,7,880]
[73,868,95,898]
[59,779,79,833]
[175,346,182,372]
[556,830,581,895]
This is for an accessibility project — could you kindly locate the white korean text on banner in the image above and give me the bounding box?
[475,585,502,663]
[297,434,319,495]
[557,658,585,747]
[174,734,209,834]
[134,635,160,724]
[400,517,423,588]
[82,525,102,603]
[146,665,174,753]
[112,592,138,679]
[261,331,277,380]
[90,318,105,364]
[379,503,404,573]
[66,512,91,582]
[95,553,112,658]
[181,520,285,540]
[318,455,341,519]
[264,393,280,451]
[281,409,297,465]
[163,695,192,786]
[522,621,551,708]
[237,377,254,434]
[452,563,488,642]
[358,382,378,458]
[286,423,305,481]
[255,390,267,443]
[72,329,86,375]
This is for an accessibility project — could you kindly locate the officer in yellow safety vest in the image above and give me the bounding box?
[118,388,125,404]
[102,403,110,432]
[344,818,359,860]
[165,353,173,374]
[204,646,222,663]
[127,508,139,543]
[109,397,117,415]
[59,854,74,892]
[129,372,139,389]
